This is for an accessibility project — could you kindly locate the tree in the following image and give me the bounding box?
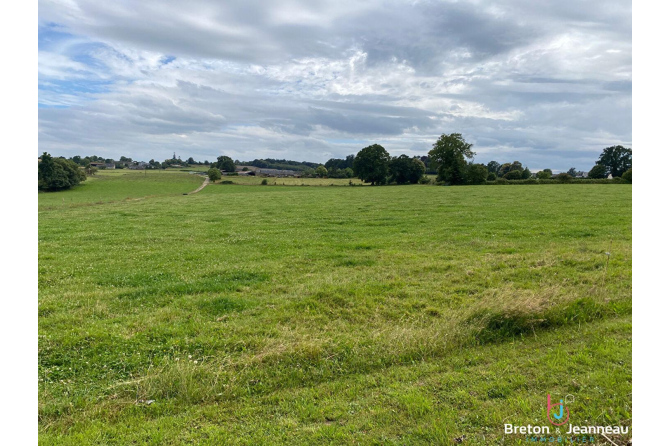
[566,167,577,177]
[389,154,425,184]
[467,163,489,185]
[187,157,196,165]
[596,145,632,177]
[487,172,496,181]
[588,164,607,179]
[315,165,328,178]
[622,168,632,183]
[215,156,236,172]
[537,169,552,180]
[353,144,390,185]
[38,152,86,191]
[486,161,501,176]
[504,170,522,180]
[207,168,222,183]
[428,133,474,185]
[498,161,524,177]
[344,167,355,178]
[521,167,532,179]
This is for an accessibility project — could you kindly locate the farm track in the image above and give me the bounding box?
[188,176,210,194]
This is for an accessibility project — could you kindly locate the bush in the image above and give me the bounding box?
[495,178,509,185]
[261,179,268,185]
[503,170,522,180]
[207,168,222,183]
[487,172,496,181]
[556,173,572,183]
[523,178,538,184]
[466,163,489,185]
[38,153,86,191]
[622,169,632,183]
[418,176,432,185]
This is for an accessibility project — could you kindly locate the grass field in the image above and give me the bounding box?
[38,171,632,445]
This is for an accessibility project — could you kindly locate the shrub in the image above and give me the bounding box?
[38,153,87,191]
[487,172,496,181]
[495,178,509,185]
[556,173,572,183]
[622,168,632,183]
[466,163,489,185]
[523,178,538,184]
[207,168,222,183]
[536,169,552,180]
[261,179,268,185]
[418,175,432,185]
[503,170,522,180]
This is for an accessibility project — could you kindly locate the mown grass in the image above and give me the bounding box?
[39,172,632,444]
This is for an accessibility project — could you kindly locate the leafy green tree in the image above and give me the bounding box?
[38,152,86,191]
[622,168,632,183]
[467,163,489,185]
[428,133,474,185]
[595,145,631,177]
[504,170,522,180]
[588,164,607,179]
[353,144,391,185]
[487,172,496,181]
[566,167,577,177]
[389,154,425,184]
[207,168,222,183]
[498,161,524,177]
[537,169,552,180]
[215,156,236,172]
[187,157,195,165]
[486,161,501,175]
[315,165,328,178]
[344,167,354,178]
[521,167,532,179]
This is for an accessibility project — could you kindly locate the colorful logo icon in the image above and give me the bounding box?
[547,394,570,426]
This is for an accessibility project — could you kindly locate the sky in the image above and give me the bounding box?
[38,0,632,171]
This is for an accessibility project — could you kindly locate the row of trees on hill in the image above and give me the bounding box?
[348,135,632,186]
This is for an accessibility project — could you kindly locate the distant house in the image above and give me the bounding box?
[234,166,299,177]
[128,162,150,170]
[235,166,260,173]
[258,168,300,177]
[90,162,115,170]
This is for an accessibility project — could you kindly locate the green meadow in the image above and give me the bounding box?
[39,171,632,445]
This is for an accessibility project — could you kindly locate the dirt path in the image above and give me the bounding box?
[188,176,210,194]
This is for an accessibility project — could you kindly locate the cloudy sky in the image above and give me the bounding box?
[38,0,631,171]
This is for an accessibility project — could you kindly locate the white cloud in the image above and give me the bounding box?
[38,0,631,170]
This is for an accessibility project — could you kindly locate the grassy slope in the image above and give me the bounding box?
[38,170,205,210]
[39,176,631,445]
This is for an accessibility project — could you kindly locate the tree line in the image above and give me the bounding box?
[40,136,631,191]
[348,135,632,186]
